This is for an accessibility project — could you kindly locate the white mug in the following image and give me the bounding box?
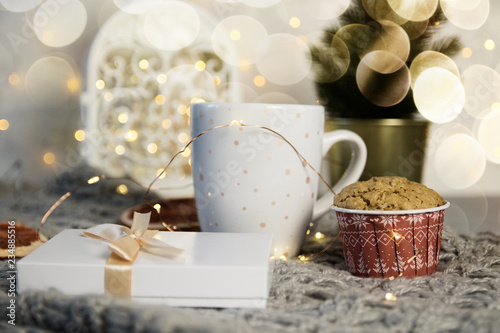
[190,103,366,258]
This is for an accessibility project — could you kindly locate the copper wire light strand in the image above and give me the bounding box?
[144,122,335,206]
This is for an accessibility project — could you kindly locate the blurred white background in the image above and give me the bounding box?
[0,0,499,233]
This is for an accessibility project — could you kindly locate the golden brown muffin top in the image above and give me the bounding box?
[334,176,446,211]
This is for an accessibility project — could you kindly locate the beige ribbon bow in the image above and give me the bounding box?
[82,211,183,298]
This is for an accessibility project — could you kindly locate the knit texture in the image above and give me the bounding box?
[1,168,499,332]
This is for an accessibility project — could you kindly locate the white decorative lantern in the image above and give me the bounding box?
[80,2,240,198]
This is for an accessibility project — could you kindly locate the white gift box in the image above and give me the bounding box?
[17,229,274,308]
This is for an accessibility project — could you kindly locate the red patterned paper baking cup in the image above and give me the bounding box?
[332,202,450,278]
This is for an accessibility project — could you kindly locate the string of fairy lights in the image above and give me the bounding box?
[38,118,437,302]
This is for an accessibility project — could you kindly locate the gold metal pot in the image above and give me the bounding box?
[325,117,429,183]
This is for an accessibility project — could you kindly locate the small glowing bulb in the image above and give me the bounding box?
[116,184,128,195]
[153,203,161,214]
[289,17,301,28]
[279,255,287,260]
[394,233,402,241]
[115,145,125,155]
[306,229,310,235]
[315,232,325,239]
[230,29,241,41]
[155,94,166,105]
[125,130,138,142]
[190,97,206,104]
[230,120,241,126]
[87,176,100,185]
[214,75,221,86]
[484,39,495,51]
[253,75,266,87]
[156,168,166,179]
[147,143,158,154]
[157,73,167,84]
[195,60,206,71]
[118,113,128,124]
[43,152,55,165]
[8,73,20,86]
[299,255,306,261]
[0,119,10,131]
[96,80,105,90]
[139,59,149,70]
[181,147,191,157]
[74,129,85,141]
[385,293,397,301]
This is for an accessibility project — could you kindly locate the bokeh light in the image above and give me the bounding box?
[413,67,465,123]
[462,47,473,58]
[441,0,483,11]
[43,152,56,165]
[253,75,266,87]
[387,0,438,22]
[362,0,407,24]
[336,24,381,58]
[477,110,500,164]
[462,65,500,119]
[143,2,200,51]
[441,0,489,30]
[33,0,87,47]
[484,39,495,50]
[356,50,410,107]
[8,73,20,86]
[289,17,300,28]
[0,119,9,131]
[366,21,410,62]
[409,51,460,89]
[311,35,349,83]
[255,33,311,85]
[212,15,267,66]
[74,130,85,142]
[116,184,129,195]
[434,133,486,189]
[400,19,428,40]
[0,0,41,12]
[115,145,125,155]
[25,56,77,107]
[147,143,158,154]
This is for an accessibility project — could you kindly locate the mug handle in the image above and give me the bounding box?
[312,129,367,220]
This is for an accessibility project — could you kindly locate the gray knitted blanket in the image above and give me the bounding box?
[1,167,499,332]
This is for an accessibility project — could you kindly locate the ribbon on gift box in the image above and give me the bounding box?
[82,211,183,298]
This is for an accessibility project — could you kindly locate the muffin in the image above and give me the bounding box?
[334,176,445,211]
[332,177,449,278]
